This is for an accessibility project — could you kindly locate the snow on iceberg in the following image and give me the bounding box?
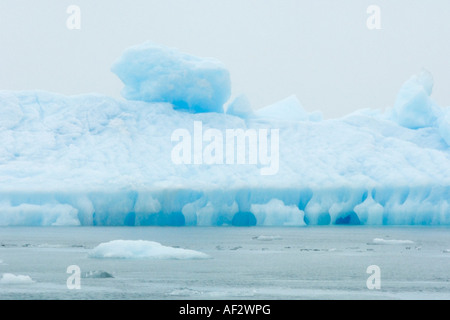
[0,273,34,284]
[112,42,231,113]
[89,240,209,260]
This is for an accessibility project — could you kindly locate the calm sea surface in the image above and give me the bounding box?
[0,226,449,299]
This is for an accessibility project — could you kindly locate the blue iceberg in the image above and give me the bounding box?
[111,41,231,113]
[0,42,449,226]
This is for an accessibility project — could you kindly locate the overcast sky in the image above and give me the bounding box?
[0,0,449,118]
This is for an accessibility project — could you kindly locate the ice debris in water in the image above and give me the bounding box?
[372,238,415,245]
[81,271,114,279]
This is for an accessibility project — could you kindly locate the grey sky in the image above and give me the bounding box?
[0,0,449,118]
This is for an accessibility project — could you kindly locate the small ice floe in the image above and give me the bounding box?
[443,249,450,254]
[299,248,328,252]
[0,273,34,284]
[371,238,414,245]
[168,288,203,297]
[89,240,209,260]
[252,235,282,241]
[81,271,114,279]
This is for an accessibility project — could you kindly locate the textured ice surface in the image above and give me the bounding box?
[391,70,441,129]
[89,240,209,259]
[439,108,450,145]
[0,43,449,226]
[0,202,80,226]
[226,95,254,119]
[112,42,231,113]
[0,87,448,226]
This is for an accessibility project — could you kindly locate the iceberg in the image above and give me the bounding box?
[0,42,449,226]
[89,240,209,260]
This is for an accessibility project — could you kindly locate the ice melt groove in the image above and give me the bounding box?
[0,187,448,226]
[0,42,448,226]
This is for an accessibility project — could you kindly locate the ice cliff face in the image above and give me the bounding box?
[0,42,448,226]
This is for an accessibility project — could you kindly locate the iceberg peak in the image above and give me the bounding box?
[391,70,439,129]
[111,41,231,113]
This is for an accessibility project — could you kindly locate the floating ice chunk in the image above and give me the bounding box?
[0,203,80,226]
[112,42,231,113]
[89,240,209,260]
[252,235,282,241]
[391,71,439,129]
[255,95,308,122]
[0,273,34,284]
[372,238,414,245]
[81,271,114,279]
[226,95,254,119]
[251,199,306,226]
